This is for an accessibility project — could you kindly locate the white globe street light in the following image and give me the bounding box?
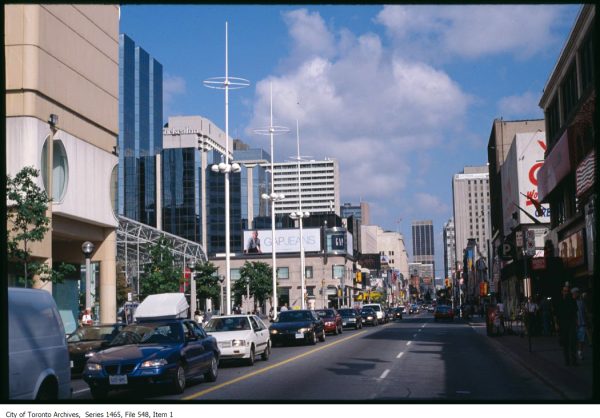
[204,22,249,315]
[254,83,289,319]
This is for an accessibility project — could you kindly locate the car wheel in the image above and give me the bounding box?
[319,329,326,342]
[204,354,218,382]
[173,363,186,394]
[246,346,255,366]
[35,379,57,401]
[261,341,271,361]
[90,387,108,400]
[310,331,318,345]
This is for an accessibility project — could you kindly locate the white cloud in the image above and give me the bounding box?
[245,9,471,205]
[497,91,544,119]
[375,5,573,62]
[414,193,450,214]
[163,74,186,111]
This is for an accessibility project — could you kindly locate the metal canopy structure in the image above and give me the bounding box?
[116,216,207,298]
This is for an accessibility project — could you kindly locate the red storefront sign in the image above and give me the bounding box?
[531,258,547,270]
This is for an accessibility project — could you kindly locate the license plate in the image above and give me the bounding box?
[109,375,127,385]
[342,322,347,326]
[295,333,304,339]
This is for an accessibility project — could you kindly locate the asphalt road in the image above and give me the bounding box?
[71,312,561,401]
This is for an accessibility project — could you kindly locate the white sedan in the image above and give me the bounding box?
[204,315,271,366]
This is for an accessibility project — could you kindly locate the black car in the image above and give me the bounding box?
[269,310,325,346]
[338,308,363,330]
[83,319,219,399]
[361,307,378,326]
[391,307,404,320]
[67,323,125,375]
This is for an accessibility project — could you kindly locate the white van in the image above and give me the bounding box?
[362,303,385,322]
[9,287,72,400]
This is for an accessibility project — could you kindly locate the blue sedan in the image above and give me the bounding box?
[83,319,219,399]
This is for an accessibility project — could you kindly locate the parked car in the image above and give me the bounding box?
[360,307,379,326]
[68,323,125,375]
[390,307,404,320]
[269,310,325,346]
[314,309,343,335]
[362,303,385,323]
[9,288,72,400]
[338,308,363,330]
[434,305,455,321]
[83,293,219,399]
[204,315,270,366]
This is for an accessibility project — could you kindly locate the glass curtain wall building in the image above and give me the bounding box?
[118,34,163,227]
[234,148,271,231]
[412,220,435,276]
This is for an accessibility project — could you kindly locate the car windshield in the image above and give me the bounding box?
[361,309,374,315]
[315,310,335,318]
[277,311,313,322]
[109,322,183,345]
[67,325,118,342]
[205,317,250,332]
[338,309,355,317]
[364,305,381,311]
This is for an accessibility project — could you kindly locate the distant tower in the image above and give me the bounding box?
[412,220,435,276]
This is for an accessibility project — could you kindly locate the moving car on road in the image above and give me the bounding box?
[338,308,363,330]
[68,323,125,375]
[314,309,343,335]
[434,305,455,321]
[361,307,379,326]
[269,310,325,346]
[363,303,386,323]
[204,315,270,366]
[390,307,404,320]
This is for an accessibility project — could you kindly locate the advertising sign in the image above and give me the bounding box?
[359,254,381,270]
[501,131,550,236]
[559,229,585,268]
[243,228,321,254]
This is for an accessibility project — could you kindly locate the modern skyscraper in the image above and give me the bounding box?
[118,34,163,227]
[340,201,370,225]
[443,219,456,280]
[234,148,272,230]
[452,166,491,266]
[412,220,435,275]
[161,116,240,256]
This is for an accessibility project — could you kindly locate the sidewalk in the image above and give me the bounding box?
[466,316,594,400]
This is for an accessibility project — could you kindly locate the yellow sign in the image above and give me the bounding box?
[356,272,362,283]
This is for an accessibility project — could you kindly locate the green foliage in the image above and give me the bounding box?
[192,261,221,306]
[233,261,273,310]
[140,236,182,298]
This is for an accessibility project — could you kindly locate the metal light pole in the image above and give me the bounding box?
[187,260,197,319]
[289,120,310,309]
[81,241,95,310]
[205,22,249,316]
[255,82,288,319]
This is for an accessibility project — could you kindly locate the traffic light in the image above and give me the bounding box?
[356,271,362,283]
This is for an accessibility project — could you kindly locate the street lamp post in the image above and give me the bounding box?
[204,22,249,316]
[218,275,225,314]
[81,241,95,311]
[187,260,197,320]
[255,82,288,320]
[289,120,310,309]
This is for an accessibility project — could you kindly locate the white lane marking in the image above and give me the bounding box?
[421,324,426,328]
[406,341,412,346]
[380,369,390,379]
[456,390,471,394]
[396,352,404,359]
[73,388,90,395]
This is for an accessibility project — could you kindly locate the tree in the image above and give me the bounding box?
[192,261,221,309]
[140,236,182,298]
[6,166,76,286]
[234,261,273,312]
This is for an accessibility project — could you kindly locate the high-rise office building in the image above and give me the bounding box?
[443,219,456,280]
[233,148,272,230]
[118,34,163,227]
[340,202,370,225]
[161,116,240,256]
[412,220,435,275]
[452,166,491,265]
[270,158,340,216]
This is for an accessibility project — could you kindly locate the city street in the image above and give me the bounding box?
[71,312,560,401]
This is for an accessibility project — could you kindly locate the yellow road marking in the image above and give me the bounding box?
[183,330,367,400]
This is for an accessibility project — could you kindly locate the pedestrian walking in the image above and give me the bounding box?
[204,309,213,324]
[280,303,288,312]
[540,297,554,336]
[81,308,93,326]
[556,285,578,366]
[194,309,203,324]
[571,288,586,361]
[525,297,538,336]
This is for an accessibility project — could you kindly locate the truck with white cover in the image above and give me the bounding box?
[134,293,189,321]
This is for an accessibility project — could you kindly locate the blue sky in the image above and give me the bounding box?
[120,4,581,276]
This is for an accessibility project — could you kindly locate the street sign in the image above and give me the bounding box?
[516,231,523,247]
[499,242,514,260]
[526,230,536,256]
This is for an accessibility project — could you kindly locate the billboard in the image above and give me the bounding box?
[242,228,321,254]
[501,131,550,236]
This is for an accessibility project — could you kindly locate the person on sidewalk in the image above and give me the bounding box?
[525,297,539,337]
[571,288,586,361]
[556,285,578,366]
[540,297,554,336]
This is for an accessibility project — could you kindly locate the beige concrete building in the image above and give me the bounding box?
[5,5,120,326]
